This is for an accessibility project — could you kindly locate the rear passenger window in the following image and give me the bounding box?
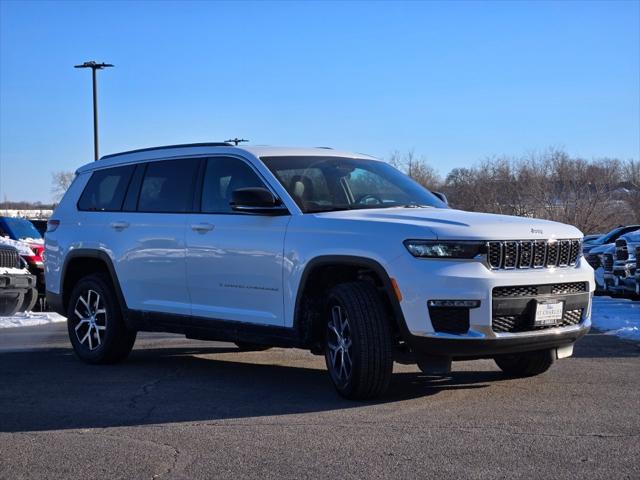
[78,165,134,211]
[138,158,199,213]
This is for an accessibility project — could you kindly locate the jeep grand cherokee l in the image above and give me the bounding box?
[45,143,594,399]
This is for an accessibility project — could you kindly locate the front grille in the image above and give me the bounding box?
[492,308,583,333]
[487,239,581,270]
[493,285,539,297]
[551,282,588,295]
[586,253,600,269]
[602,254,614,272]
[0,246,20,269]
[615,239,629,261]
[493,282,587,298]
[428,307,470,334]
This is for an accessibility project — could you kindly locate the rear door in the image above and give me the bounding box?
[115,158,200,316]
[185,156,290,326]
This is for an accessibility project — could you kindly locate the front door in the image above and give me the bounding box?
[186,156,290,326]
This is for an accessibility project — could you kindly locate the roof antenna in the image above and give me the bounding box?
[225,138,249,146]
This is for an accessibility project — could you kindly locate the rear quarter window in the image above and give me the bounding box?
[77,165,135,211]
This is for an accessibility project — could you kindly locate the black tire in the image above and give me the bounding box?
[67,273,136,364]
[324,281,394,400]
[235,342,271,352]
[494,350,555,377]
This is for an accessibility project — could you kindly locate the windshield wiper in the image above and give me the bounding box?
[305,206,353,213]
[399,203,432,208]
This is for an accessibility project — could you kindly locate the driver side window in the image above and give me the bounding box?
[201,157,267,214]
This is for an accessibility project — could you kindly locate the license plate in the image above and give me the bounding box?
[534,301,563,326]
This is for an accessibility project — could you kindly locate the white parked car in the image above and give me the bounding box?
[45,144,595,399]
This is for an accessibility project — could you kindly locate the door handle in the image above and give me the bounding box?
[110,221,130,231]
[191,223,214,233]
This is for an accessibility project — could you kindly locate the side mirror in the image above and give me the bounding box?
[230,187,289,215]
[432,191,448,205]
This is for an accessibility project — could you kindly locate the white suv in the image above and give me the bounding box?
[45,143,594,399]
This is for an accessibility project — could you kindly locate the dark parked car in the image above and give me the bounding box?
[582,225,640,254]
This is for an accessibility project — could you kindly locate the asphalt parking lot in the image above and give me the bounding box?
[1,322,638,480]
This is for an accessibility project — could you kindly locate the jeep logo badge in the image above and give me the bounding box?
[531,228,543,235]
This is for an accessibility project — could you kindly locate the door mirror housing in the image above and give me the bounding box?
[432,191,448,205]
[230,187,289,215]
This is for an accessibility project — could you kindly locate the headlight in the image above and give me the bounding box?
[404,240,485,259]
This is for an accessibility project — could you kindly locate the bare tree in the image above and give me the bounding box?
[439,149,637,233]
[51,171,75,202]
[388,150,441,190]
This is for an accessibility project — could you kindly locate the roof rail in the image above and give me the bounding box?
[100,142,233,160]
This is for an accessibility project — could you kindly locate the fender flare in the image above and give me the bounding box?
[293,255,408,335]
[60,249,131,324]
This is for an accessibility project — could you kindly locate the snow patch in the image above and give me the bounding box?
[591,296,640,341]
[0,312,66,329]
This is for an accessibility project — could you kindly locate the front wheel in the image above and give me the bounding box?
[324,282,394,400]
[494,350,555,377]
[67,273,136,364]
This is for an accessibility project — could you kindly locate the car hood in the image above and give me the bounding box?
[316,207,582,240]
[589,243,615,254]
[620,231,640,244]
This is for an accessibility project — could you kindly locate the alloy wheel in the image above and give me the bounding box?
[73,289,107,351]
[326,304,353,387]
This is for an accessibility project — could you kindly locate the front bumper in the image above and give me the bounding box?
[405,323,589,358]
[0,273,38,315]
[611,261,637,293]
[388,254,594,357]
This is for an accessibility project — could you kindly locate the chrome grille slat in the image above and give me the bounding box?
[518,241,533,268]
[486,239,581,270]
[0,246,20,269]
[503,241,518,269]
[546,241,559,267]
[533,240,547,268]
[558,240,571,266]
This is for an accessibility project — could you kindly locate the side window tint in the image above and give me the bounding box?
[78,165,134,211]
[138,158,199,213]
[273,167,332,208]
[201,157,266,213]
[122,164,146,212]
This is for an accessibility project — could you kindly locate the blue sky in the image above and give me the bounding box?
[1,0,638,202]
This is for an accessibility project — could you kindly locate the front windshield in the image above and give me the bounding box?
[261,156,447,213]
[2,217,42,240]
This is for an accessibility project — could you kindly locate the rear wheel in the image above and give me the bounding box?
[324,281,394,400]
[67,273,136,364]
[494,350,555,377]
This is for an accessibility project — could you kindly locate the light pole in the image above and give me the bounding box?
[74,61,114,161]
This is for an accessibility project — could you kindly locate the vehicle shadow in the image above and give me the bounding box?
[0,344,502,433]
[572,330,640,358]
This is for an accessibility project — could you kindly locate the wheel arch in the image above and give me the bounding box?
[293,255,407,345]
[60,249,131,326]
